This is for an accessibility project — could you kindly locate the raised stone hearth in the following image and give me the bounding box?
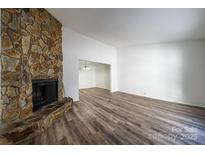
[0,97,73,144]
[1,8,63,123]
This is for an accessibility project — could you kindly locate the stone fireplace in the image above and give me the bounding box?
[1,8,63,123]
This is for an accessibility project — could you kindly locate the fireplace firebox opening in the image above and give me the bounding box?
[32,79,58,111]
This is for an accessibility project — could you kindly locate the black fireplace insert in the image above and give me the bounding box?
[32,79,58,111]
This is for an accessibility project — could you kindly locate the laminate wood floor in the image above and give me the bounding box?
[17,88,205,145]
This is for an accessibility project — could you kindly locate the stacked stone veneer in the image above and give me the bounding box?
[1,9,63,123]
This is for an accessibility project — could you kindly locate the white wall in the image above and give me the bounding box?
[63,27,117,101]
[118,40,205,107]
[63,26,205,107]
[79,65,96,89]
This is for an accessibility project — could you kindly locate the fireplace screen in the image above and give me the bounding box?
[32,79,58,111]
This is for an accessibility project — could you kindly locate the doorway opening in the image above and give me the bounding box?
[79,60,111,90]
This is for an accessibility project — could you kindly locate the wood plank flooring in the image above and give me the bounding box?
[16,88,205,145]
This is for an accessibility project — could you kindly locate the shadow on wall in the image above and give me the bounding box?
[118,39,205,108]
[179,10,205,107]
[163,45,183,104]
[155,10,205,107]
[181,40,205,107]
[151,41,205,107]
